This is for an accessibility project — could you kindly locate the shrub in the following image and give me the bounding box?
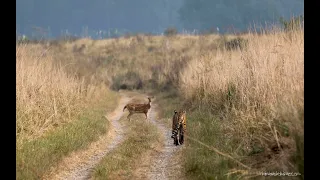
[218,36,248,51]
[111,71,143,90]
[164,27,178,36]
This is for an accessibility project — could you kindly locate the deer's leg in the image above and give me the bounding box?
[127,112,133,121]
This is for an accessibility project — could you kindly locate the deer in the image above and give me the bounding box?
[123,97,151,121]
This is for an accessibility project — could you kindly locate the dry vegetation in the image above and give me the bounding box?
[16,44,119,179]
[16,23,303,179]
[45,33,239,92]
[177,28,304,179]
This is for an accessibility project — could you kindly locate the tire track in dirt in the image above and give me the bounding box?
[44,94,131,180]
[134,102,185,180]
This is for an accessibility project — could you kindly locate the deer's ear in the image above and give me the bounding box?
[174,110,177,114]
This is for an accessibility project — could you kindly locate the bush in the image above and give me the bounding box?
[164,27,178,36]
[111,71,143,90]
[218,36,248,51]
[225,37,248,51]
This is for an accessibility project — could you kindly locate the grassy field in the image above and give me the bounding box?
[17,23,303,179]
[177,29,304,179]
[148,29,304,179]
[44,33,241,92]
[16,44,119,179]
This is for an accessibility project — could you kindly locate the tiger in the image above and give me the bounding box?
[171,110,187,146]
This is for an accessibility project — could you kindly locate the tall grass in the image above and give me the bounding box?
[17,44,84,145]
[16,44,119,179]
[178,27,304,178]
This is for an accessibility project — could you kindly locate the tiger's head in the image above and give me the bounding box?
[173,110,186,126]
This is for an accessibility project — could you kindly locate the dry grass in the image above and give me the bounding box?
[16,43,117,145]
[177,28,303,179]
[16,24,304,179]
[17,44,78,145]
[45,33,231,92]
[17,44,101,144]
[16,44,119,179]
[50,28,302,178]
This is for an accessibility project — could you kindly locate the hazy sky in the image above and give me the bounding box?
[16,0,303,39]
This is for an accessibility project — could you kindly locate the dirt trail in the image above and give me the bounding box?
[134,103,185,180]
[44,92,184,180]
[44,94,131,180]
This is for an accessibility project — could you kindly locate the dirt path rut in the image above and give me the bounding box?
[44,95,131,180]
[134,103,184,180]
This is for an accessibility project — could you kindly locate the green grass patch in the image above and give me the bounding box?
[148,90,181,118]
[182,111,241,180]
[155,92,244,180]
[16,93,119,180]
[156,89,304,179]
[92,115,160,180]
